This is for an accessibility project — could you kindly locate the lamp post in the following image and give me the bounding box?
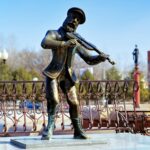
[132,45,140,108]
[0,49,8,81]
[0,49,8,64]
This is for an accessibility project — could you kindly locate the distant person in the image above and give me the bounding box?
[41,7,108,140]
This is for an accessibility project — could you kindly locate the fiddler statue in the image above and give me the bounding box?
[41,7,115,140]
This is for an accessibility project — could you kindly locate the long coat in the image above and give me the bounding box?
[41,27,104,84]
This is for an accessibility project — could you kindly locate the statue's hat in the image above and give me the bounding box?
[67,7,86,24]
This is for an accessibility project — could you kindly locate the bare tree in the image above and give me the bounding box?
[6,34,19,70]
[35,49,52,73]
[0,33,4,49]
[15,48,52,75]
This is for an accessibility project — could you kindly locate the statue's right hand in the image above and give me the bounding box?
[62,39,77,48]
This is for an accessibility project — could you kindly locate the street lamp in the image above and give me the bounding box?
[0,49,8,81]
[33,77,38,81]
[0,49,8,64]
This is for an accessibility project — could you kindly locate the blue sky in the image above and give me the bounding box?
[0,0,150,70]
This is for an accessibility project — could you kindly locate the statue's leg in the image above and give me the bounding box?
[41,77,59,140]
[65,86,89,139]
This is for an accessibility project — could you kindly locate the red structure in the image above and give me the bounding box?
[133,45,140,108]
[133,67,140,107]
[148,51,150,89]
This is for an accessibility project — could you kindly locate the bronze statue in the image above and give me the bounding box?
[41,7,113,140]
[133,44,139,66]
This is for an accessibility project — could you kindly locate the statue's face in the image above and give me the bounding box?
[62,13,81,32]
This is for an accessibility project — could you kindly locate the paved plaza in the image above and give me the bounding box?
[0,103,150,150]
[0,133,150,150]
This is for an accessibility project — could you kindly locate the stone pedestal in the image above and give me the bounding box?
[11,134,107,149]
[10,133,150,150]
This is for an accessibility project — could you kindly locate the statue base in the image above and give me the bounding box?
[11,134,107,149]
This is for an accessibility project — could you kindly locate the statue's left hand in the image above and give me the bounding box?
[98,54,107,62]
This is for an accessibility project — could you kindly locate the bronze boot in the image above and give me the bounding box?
[41,114,55,140]
[72,118,89,139]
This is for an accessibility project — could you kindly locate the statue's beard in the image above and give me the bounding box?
[63,22,77,32]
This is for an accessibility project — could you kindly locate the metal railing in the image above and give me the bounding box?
[0,80,150,136]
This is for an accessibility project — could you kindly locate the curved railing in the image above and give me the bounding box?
[0,80,149,136]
